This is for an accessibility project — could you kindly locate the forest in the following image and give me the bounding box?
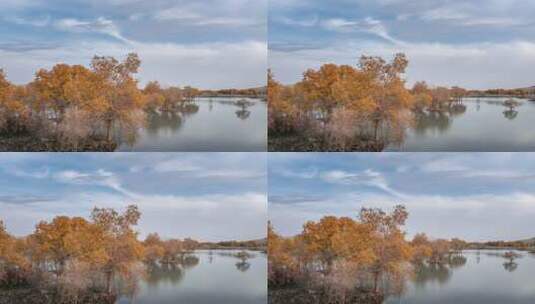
[268,53,472,151]
[0,205,260,304]
[268,205,471,304]
[0,53,265,152]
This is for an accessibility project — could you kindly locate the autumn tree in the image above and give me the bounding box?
[450,238,467,252]
[428,239,451,264]
[91,205,144,293]
[302,216,375,275]
[410,233,432,263]
[182,238,199,251]
[301,64,373,121]
[161,239,183,264]
[411,81,433,111]
[90,53,146,141]
[429,87,451,110]
[34,64,100,122]
[0,221,30,287]
[268,221,303,286]
[358,53,412,142]
[143,81,165,112]
[0,70,30,133]
[268,70,304,134]
[31,216,106,277]
[359,205,412,293]
[143,233,165,264]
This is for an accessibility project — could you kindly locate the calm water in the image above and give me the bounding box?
[386,97,535,151]
[386,250,535,304]
[118,97,267,152]
[116,250,267,304]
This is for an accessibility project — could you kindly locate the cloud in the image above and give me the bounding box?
[0,195,57,205]
[12,167,50,179]
[53,17,131,43]
[5,15,50,27]
[320,169,405,197]
[53,169,134,197]
[132,157,265,179]
[276,16,318,27]
[155,7,259,27]
[320,17,398,43]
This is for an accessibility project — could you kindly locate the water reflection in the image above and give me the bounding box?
[413,111,452,135]
[116,250,266,304]
[503,261,518,272]
[503,109,519,120]
[413,262,452,287]
[118,97,266,152]
[145,262,185,286]
[386,250,535,304]
[388,97,535,151]
[236,261,251,272]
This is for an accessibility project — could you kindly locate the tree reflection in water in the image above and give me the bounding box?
[412,262,453,287]
[145,103,200,136]
[236,261,251,272]
[503,109,518,120]
[235,99,254,120]
[503,261,518,272]
[145,262,185,287]
[236,108,251,120]
[232,251,255,273]
[413,111,452,135]
[411,253,467,289]
[144,254,200,287]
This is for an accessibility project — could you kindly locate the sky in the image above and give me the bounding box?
[269,153,535,242]
[0,0,267,89]
[0,153,267,241]
[269,0,535,90]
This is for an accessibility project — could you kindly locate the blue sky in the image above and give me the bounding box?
[269,153,535,242]
[269,0,535,89]
[0,153,267,241]
[0,0,266,89]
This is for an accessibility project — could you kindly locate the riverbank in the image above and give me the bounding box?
[268,134,384,152]
[269,287,383,304]
[0,288,116,304]
[0,135,117,152]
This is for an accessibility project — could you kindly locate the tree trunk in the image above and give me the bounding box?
[373,270,379,293]
[105,119,112,142]
[106,270,113,294]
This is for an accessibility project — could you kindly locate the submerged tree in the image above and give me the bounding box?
[91,205,144,293]
[359,205,412,294]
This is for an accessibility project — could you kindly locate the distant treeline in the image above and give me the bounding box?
[466,239,535,250]
[198,239,267,250]
[199,87,267,98]
[467,88,535,98]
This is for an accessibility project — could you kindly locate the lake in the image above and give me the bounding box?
[116,250,267,304]
[386,97,535,151]
[118,97,267,152]
[386,250,535,304]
